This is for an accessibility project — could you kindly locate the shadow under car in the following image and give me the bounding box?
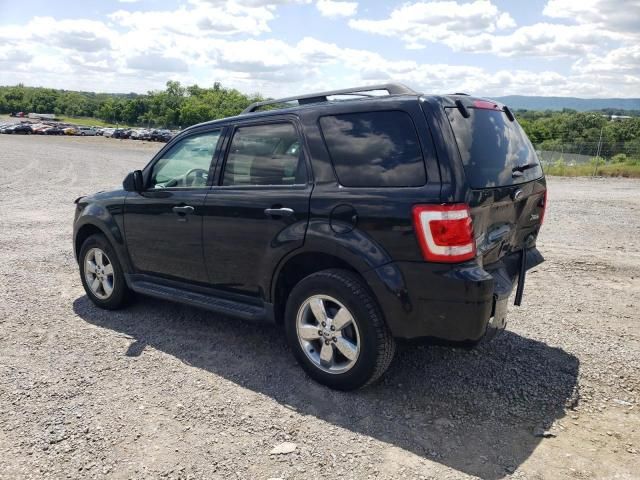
[73,295,579,479]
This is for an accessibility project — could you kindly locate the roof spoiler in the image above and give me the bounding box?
[242,83,418,114]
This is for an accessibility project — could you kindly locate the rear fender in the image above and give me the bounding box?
[270,218,402,303]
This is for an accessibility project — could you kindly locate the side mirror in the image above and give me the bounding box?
[123,170,144,192]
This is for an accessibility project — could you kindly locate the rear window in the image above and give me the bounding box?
[446,107,543,188]
[319,111,426,187]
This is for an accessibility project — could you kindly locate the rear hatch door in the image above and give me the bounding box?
[445,100,546,266]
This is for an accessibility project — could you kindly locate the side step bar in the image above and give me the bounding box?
[129,280,271,322]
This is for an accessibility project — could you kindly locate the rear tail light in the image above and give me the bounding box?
[539,189,547,226]
[412,204,476,263]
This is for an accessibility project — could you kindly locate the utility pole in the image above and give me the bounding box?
[593,126,604,177]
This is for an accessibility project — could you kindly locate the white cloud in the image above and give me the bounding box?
[573,45,640,76]
[543,0,640,36]
[451,23,620,57]
[1,0,639,98]
[0,17,115,53]
[349,1,515,49]
[316,0,358,17]
[109,1,280,37]
[349,0,635,59]
[127,53,190,72]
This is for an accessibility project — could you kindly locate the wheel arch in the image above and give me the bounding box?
[74,223,105,261]
[271,250,368,324]
[73,215,132,274]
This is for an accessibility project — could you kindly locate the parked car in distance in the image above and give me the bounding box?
[150,129,173,142]
[45,126,65,135]
[102,128,116,138]
[129,129,145,140]
[73,83,547,390]
[9,123,33,134]
[77,127,97,136]
[64,127,77,135]
[112,129,131,139]
[32,124,52,134]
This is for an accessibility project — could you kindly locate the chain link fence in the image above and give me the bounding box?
[536,142,640,166]
[535,142,640,176]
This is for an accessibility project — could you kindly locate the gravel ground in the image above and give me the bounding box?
[0,135,638,480]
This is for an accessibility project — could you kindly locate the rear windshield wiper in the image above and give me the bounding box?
[512,162,539,177]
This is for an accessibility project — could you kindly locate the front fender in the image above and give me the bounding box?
[73,194,131,272]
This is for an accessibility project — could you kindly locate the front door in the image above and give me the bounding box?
[124,129,222,283]
[202,120,311,298]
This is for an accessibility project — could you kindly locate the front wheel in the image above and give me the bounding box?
[284,269,395,390]
[79,233,131,309]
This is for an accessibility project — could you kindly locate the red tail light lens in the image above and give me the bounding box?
[473,99,500,110]
[412,204,476,263]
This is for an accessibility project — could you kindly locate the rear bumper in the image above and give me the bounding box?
[363,248,544,342]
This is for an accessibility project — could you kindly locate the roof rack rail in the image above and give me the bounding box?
[242,83,417,114]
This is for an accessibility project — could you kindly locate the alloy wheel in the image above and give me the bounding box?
[84,247,115,300]
[296,295,361,374]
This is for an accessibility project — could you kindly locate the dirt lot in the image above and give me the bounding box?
[0,135,638,480]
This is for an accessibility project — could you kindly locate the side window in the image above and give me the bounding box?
[222,123,306,186]
[150,130,221,189]
[319,111,426,187]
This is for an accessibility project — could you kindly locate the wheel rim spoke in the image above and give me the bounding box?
[299,325,321,341]
[90,277,101,293]
[94,250,104,267]
[309,298,328,324]
[85,260,97,274]
[332,307,352,331]
[102,279,113,296]
[335,337,357,361]
[319,342,334,366]
[103,263,113,276]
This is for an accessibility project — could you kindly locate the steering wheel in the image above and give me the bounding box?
[182,168,209,187]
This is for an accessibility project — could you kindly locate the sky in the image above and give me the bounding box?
[0,0,639,98]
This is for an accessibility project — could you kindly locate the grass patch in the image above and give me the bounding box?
[57,116,130,128]
[545,163,640,178]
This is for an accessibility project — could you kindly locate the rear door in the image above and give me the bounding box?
[445,101,546,265]
[202,118,311,298]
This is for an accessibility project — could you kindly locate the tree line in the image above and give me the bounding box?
[0,81,264,129]
[1,82,640,159]
[517,109,640,159]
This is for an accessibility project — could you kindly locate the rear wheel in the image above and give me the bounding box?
[79,234,131,309]
[284,269,395,390]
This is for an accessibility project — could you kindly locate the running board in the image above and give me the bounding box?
[129,280,271,322]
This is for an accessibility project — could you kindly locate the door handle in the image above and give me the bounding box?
[173,205,195,215]
[264,207,294,217]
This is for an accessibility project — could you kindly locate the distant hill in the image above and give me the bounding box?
[492,95,640,112]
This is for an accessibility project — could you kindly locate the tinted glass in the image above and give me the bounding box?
[222,123,306,186]
[150,130,221,188]
[319,111,426,187]
[446,107,543,188]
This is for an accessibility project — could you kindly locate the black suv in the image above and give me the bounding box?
[73,84,546,390]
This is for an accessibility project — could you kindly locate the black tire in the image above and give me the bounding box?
[284,269,395,390]
[79,233,131,310]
